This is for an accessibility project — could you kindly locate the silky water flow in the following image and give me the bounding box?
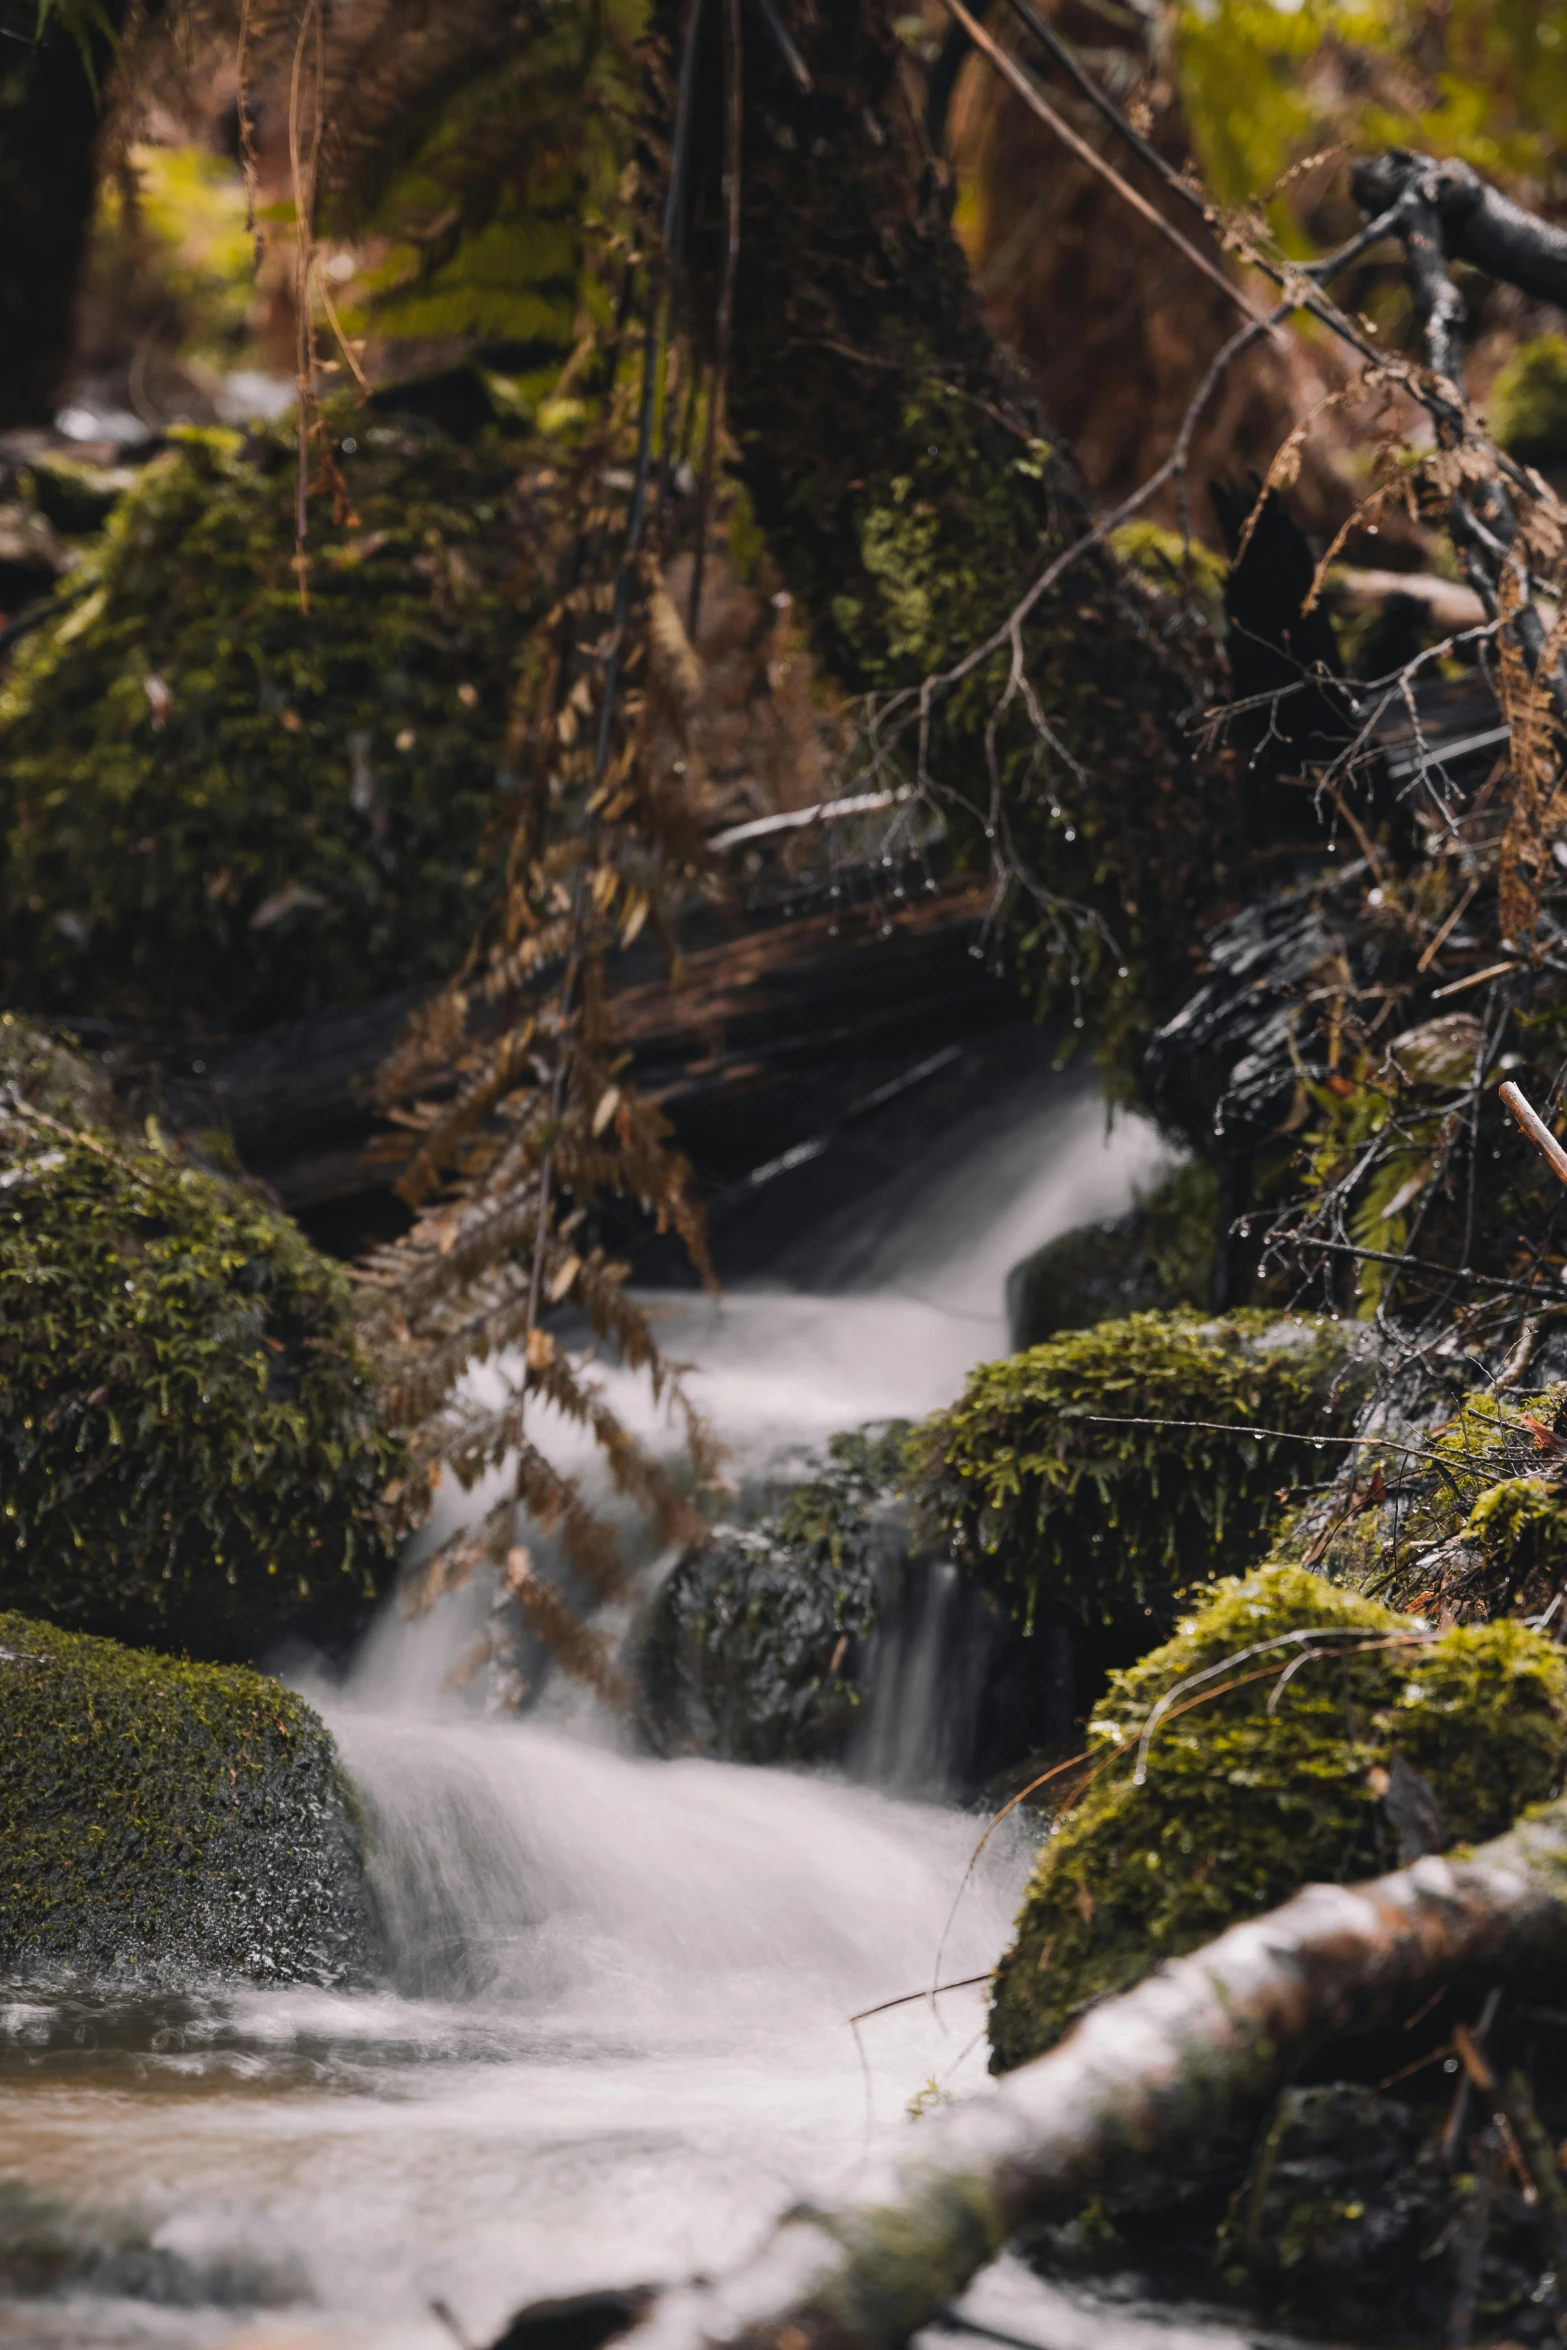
[0,1074,1259,2350]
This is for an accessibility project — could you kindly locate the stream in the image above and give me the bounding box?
[0,1068,1272,2350]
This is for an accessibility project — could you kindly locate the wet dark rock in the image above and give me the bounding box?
[1217,2079,1557,2344]
[1144,881,1350,1158]
[0,1610,375,1986]
[1006,1161,1220,1347]
[489,2284,655,2350]
[636,1424,1097,1792]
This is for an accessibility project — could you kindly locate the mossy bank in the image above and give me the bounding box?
[989,1565,1567,2073]
[0,1015,412,1657]
[0,1611,372,1984]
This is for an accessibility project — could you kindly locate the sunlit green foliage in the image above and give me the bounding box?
[84,143,257,375]
[326,0,647,400]
[988,1564,1567,2071]
[1176,0,1567,215]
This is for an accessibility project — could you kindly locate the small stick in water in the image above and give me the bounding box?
[1500,1079,1567,1189]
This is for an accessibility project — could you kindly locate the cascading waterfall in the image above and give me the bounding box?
[0,1073,1249,2350]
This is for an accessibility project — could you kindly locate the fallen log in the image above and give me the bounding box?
[570,1802,1567,2350]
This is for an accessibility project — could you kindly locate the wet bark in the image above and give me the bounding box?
[574,1803,1567,2350]
[676,0,1238,1035]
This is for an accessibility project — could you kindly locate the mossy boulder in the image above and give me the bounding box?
[911,1310,1367,1631]
[0,1018,412,1657]
[1005,1161,1220,1348]
[988,1565,1567,2073]
[0,408,539,1031]
[0,1611,373,1984]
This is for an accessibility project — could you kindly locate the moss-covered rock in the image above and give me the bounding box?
[1213,2082,1504,2342]
[1289,1382,1567,1621]
[0,1017,411,1657]
[0,1611,373,1984]
[1005,1161,1220,1348]
[911,1311,1366,1632]
[640,1425,912,1767]
[0,408,540,1031]
[988,1565,1567,2073]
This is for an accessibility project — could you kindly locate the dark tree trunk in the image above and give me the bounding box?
[678,0,1239,1045]
[0,1,126,428]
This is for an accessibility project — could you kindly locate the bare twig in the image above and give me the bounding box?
[1501,1080,1567,1191]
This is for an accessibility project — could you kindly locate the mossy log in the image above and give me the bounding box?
[0,1610,372,1985]
[595,1803,1567,2350]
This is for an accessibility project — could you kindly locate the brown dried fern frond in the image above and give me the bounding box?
[358,249,729,1707]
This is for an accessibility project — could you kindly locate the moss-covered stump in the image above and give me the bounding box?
[0,1612,373,1984]
[0,1017,411,1657]
[1005,1162,1220,1349]
[0,405,539,1031]
[988,1565,1567,2073]
[912,1311,1367,1632]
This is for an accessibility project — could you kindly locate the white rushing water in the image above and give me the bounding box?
[0,1072,1229,2350]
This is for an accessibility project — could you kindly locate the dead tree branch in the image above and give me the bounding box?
[592,1802,1567,2350]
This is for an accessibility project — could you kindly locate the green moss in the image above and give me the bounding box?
[0,410,540,1031]
[19,453,139,537]
[1007,1161,1221,1347]
[1301,1385,1567,1619]
[988,1565,1567,2072]
[0,1020,411,1657]
[641,1424,910,1765]
[910,1311,1365,1630]
[0,1610,373,1983]
[1107,522,1228,635]
[1490,334,1567,468]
